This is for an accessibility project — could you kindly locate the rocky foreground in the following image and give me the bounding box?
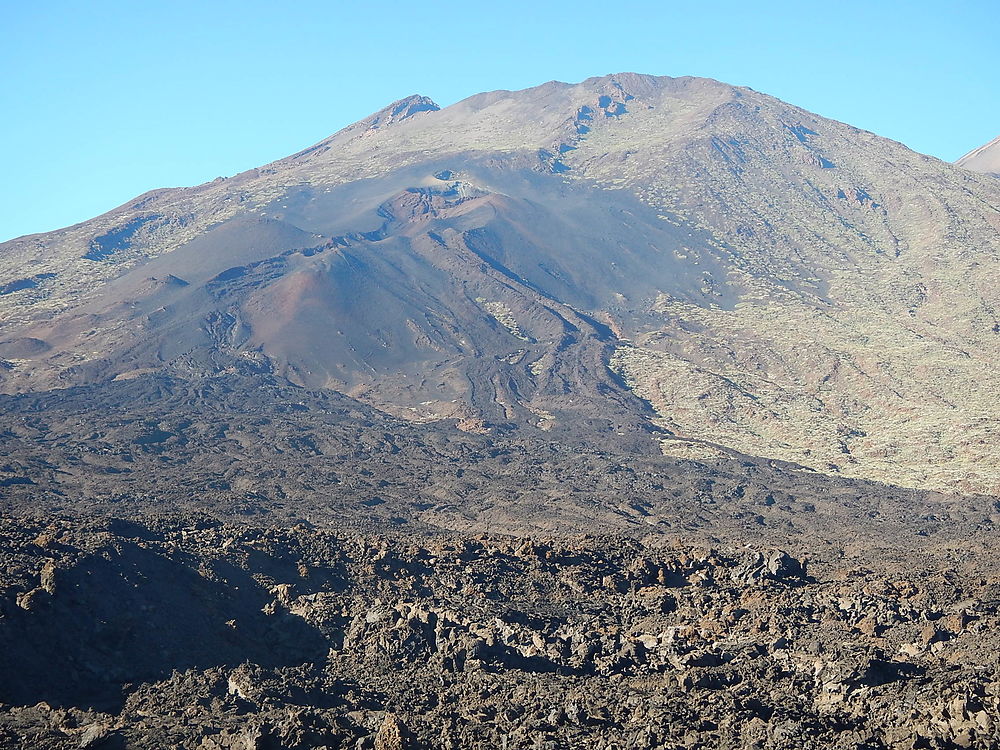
[0,516,997,749]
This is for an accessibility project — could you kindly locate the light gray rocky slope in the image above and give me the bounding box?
[957,134,1000,176]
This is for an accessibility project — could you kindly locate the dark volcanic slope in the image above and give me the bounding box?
[1,158,731,433]
[0,374,995,549]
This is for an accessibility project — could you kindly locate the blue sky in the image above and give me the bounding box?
[1,0,996,242]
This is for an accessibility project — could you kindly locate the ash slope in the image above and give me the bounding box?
[2,73,1000,493]
[957,134,1000,176]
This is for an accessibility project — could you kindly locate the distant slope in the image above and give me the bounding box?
[957,135,1000,176]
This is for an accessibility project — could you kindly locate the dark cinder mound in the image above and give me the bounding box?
[3,159,731,432]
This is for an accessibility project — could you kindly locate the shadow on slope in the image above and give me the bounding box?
[0,539,330,712]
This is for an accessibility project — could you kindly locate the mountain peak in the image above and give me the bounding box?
[365,94,441,129]
[956,134,1000,176]
[288,94,440,161]
[580,71,678,94]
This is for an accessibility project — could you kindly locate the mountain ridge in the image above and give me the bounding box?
[957,134,1000,176]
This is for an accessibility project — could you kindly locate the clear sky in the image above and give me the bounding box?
[1,0,996,243]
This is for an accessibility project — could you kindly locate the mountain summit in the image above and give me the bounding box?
[1,73,999,493]
[289,94,441,159]
[957,134,1000,176]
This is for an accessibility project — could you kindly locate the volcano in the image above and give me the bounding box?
[2,73,1000,493]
